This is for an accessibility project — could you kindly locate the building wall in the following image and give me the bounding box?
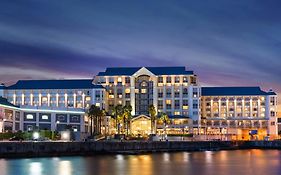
[201,94,278,139]
[3,88,105,111]
[94,71,200,118]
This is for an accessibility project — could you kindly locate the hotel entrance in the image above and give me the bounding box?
[130,115,151,136]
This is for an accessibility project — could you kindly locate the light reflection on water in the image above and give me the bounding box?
[1,150,281,175]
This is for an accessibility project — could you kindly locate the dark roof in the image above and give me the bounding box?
[7,79,104,90]
[0,84,5,89]
[0,97,18,108]
[202,87,275,96]
[97,67,194,76]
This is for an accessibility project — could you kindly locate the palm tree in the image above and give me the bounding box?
[112,105,123,134]
[123,105,132,136]
[87,105,97,136]
[149,105,156,134]
[87,105,102,135]
[159,112,169,139]
[98,109,106,135]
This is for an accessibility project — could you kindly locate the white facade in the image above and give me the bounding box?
[94,67,200,119]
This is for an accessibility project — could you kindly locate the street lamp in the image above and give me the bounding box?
[52,121,60,140]
[2,119,7,133]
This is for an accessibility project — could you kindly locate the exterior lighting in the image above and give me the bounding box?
[33,132,40,140]
[61,131,70,141]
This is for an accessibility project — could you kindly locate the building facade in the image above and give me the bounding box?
[201,87,278,140]
[0,80,106,133]
[0,67,278,140]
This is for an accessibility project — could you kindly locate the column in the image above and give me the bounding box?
[130,76,135,115]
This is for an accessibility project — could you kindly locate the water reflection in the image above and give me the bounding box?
[29,162,42,175]
[0,150,281,175]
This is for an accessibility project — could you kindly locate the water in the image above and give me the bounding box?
[0,150,281,175]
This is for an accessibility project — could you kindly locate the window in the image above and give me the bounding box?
[175,76,180,83]
[174,89,180,98]
[26,114,34,119]
[174,111,180,115]
[125,89,130,93]
[166,88,171,98]
[183,100,188,110]
[117,77,122,82]
[193,103,198,109]
[42,115,48,120]
[271,121,275,126]
[109,77,114,84]
[58,115,65,121]
[166,100,171,104]
[158,89,163,98]
[175,100,180,109]
[85,97,91,101]
[141,89,147,93]
[158,77,163,84]
[190,76,197,84]
[125,77,130,84]
[183,88,188,97]
[166,76,171,84]
[183,76,188,83]
[158,100,163,109]
[95,103,100,107]
[270,97,275,105]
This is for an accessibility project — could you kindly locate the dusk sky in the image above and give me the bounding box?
[0,1,280,111]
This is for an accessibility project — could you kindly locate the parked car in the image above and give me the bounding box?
[9,136,24,141]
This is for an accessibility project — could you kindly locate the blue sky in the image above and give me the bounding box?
[0,0,280,109]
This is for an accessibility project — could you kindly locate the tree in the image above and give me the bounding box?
[123,105,132,136]
[159,112,170,139]
[87,105,101,136]
[112,105,123,134]
[149,105,156,134]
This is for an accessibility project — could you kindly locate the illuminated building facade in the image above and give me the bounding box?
[0,67,278,139]
[94,67,200,135]
[0,80,105,133]
[201,87,278,140]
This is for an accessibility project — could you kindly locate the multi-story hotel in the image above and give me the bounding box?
[0,80,105,133]
[0,66,278,140]
[201,87,278,140]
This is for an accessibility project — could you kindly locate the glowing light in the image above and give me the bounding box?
[61,131,70,141]
[33,132,40,140]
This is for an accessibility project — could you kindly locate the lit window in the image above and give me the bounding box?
[109,95,114,99]
[135,89,139,93]
[183,106,188,110]
[174,111,180,115]
[141,89,147,93]
[42,115,48,120]
[85,97,91,101]
[42,97,48,103]
[26,114,34,119]
[117,77,122,82]
[125,89,130,93]
[95,103,100,107]
[166,100,171,104]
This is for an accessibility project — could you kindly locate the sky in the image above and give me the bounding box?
[0,0,280,112]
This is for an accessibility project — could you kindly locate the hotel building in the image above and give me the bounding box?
[201,87,278,140]
[0,66,278,139]
[0,80,105,133]
[94,67,200,135]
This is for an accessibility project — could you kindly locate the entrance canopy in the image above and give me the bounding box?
[130,115,151,136]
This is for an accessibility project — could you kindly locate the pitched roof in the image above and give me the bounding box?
[97,66,194,76]
[0,97,18,108]
[201,87,275,96]
[7,79,104,90]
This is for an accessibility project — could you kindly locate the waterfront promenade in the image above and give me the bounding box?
[1,140,281,158]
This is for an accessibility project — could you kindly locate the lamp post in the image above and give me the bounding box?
[52,121,60,140]
[2,119,7,133]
